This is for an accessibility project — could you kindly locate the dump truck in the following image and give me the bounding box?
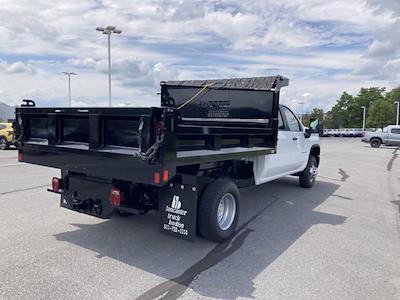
[13,76,320,242]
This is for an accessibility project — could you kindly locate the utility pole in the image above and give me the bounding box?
[96,26,122,107]
[361,106,366,131]
[395,101,399,126]
[62,72,77,107]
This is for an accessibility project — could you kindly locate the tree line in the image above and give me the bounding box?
[301,86,400,129]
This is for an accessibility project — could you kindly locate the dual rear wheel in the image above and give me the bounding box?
[197,178,240,242]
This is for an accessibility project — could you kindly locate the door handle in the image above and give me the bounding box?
[292,137,298,141]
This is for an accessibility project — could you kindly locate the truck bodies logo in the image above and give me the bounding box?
[171,195,181,209]
[165,195,187,216]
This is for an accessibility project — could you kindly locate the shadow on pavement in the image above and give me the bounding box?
[55,177,345,299]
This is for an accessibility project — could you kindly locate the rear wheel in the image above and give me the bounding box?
[198,178,240,242]
[0,137,9,150]
[370,138,381,148]
[299,155,318,188]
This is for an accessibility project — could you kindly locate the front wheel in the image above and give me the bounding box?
[0,137,9,150]
[370,138,381,148]
[299,155,318,188]
[198,178,240,242]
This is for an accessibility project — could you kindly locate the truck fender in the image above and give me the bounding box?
[309,145,320,166]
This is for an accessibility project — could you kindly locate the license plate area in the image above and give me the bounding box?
[61,175,114,219]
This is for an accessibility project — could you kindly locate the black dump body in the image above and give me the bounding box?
[14,75,288,186]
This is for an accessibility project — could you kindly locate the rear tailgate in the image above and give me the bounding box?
[14,107,173,184]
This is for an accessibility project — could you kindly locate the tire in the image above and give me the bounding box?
[0,137,9,150]
[198,178,240,242]
[299,155,318,188]
[370,138,381,148]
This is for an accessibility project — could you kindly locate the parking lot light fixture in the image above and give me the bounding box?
[62,72,77,107]
[361,106,366,131]
[96,26,122,107]
[395,101,399,125]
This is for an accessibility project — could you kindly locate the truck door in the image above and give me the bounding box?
[253,109,294,183]
[388,127,400,146]
[280,106,308,170]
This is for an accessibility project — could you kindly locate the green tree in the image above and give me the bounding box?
[332,92,354,127]
[310,107,324,120]
[385,87,400,104]
[366,99,396,129]
[332,88,385,128]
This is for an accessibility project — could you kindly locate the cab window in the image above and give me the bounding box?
[281,106,301,132]
[0,124,6,130]
[392,128,400,134]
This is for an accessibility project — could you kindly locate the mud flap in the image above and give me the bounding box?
[159,181,197,241]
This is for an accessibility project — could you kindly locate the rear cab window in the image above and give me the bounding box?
[281,106,302,132]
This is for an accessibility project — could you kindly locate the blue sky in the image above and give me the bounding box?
[0,0,399,114]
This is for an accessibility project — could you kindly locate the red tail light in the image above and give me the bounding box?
[18,150,23,162]
[52,177,61,192]
[163,170,169,182]
[154,172,161,184]
[110,188,121,206]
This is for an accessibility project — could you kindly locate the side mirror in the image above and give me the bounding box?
[304,118,320,138]
[309,118,320,134]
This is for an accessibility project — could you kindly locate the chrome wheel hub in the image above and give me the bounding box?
[310,163,318,179]
[217,193,236,231]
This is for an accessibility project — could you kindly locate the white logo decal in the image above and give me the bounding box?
[171,195,181,210]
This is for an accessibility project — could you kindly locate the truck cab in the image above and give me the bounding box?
[253,105,319,187]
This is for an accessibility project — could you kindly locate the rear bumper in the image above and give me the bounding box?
[19,144,167,185]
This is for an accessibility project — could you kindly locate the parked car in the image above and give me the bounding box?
[362,125,400,147]
[354,128,363,137]
[14,75,321,242]
[330,129,339,137]
[0,122,14,150]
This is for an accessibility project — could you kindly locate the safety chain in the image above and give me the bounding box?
[137,118,165,161]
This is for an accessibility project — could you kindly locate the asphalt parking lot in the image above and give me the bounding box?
[0,139,399,299]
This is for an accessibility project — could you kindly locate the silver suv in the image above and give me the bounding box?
[362,125,400,147]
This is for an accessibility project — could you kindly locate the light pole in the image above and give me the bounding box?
[361,106,366,131]
[298,102,304,122]
[96,26,122,107]
[395,101,399,125]
[62,72,77,107]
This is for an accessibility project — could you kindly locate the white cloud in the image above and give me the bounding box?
[0,60,36,75]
